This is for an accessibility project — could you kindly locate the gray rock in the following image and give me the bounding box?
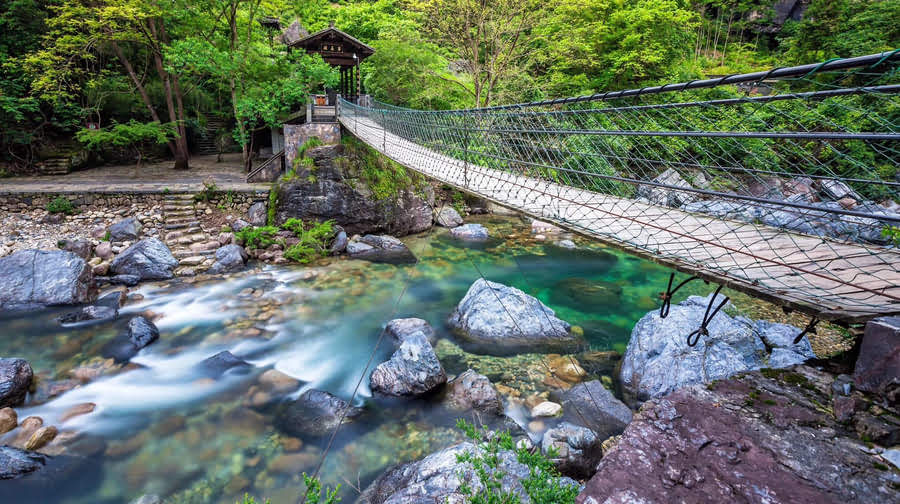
[276,389,363,438]
[110,238,178,280]
[443,369,503,415]
[385,318,438,347]
[58,305,117,326]
[247,202,267,226]
[330,227,348,254]
[57,239,92,261]
[207,244,248,274]
[556,239,576,249]
[358,442,580,504]
[449,223,489,241]
[347,235,416,264]
[560,381,632,440]
[0,358,33,408]
[636,168,697,208]
[101,274,141,287]
[620,294,816,400]
[436,207,464,228]
[231,219,251,232]
[196,351,251,377]
[0,445,45,480]
[818,178,862,201]
[108,217,142,242]
[541,422,604,479]
[370,331,446,397]
[0,250,93,310]
[102,316,160,362]
[448,279,584,355]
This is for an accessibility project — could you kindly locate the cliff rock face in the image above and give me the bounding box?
[276,144,434,237]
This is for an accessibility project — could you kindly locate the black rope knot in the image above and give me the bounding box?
[686,284,730,347]
[659,272,706,318]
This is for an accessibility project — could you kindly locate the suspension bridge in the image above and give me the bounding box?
[337,52,900,325]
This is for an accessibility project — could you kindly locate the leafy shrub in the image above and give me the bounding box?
[46,196,76,215]
[303,472,341,504]
[882,225,900,246]
[455,419,578,504]
[75,120,176,165]
[282,218,335,263]
[194,180,219,202]
[267,187,278,226]
[235,225,281,249]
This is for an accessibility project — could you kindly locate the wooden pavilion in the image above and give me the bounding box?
[287,22,375,102]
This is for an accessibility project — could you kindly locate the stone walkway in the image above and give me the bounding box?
[0,154,270,194]
[160,193,222,275]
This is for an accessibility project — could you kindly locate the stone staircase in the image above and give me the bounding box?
[162,193,220,275]
[195,118,229,155]
[36,157,72,175]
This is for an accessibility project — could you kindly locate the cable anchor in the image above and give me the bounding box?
[793,316,820,344]
[686,284,730,347]
[659,272,706,318]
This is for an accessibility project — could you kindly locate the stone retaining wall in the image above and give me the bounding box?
[0,190,266,215]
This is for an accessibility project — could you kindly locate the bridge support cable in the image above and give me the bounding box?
[339,51,900,323]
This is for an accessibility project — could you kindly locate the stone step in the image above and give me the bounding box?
[166,217,198,226]
[165,219,200,228]
[174,249,216,259]
[163,204,194,211]
[164,222,199,230]
[179,255,210,266]
[185,226,203,234]
[166,210,196,218]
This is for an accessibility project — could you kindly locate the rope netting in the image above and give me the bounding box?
[338,51,900,321]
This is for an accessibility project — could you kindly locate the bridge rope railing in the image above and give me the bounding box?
[338,51,900,321]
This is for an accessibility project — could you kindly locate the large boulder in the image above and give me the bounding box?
[110,238,178,280]
[559,380,632,441]
[541,422,604,479]
[347,235,416,264]
[276,389,363,438]
[207,244,248,274]
[619,294,815,401]
[448,279,584,355]
[0,250,94,310]
[358,442,579,504]
[0,358,33,408]
[442,369,503,415]
[102,316,160,362]
[577,366,898,504]
[108,217,142,242]
[370,331,446,397]
[275,147,434,237]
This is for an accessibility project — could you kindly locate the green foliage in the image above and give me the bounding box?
[451,190,466,215]
[236,495,270,504]
[455,419,578,504]
[46,196,76,215]
[303,472,341,504]
[282,218,335,263]
[75,120,176,163]
[267,187,278,226]
[340,136,424,201]
[882,226,900,246]
[193,180,219,203]
[235,226,281,249]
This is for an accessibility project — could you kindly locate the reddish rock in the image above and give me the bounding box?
[577,366,896,504]
[853,317,900,406]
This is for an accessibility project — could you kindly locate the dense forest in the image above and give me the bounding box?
[1,0,898,172]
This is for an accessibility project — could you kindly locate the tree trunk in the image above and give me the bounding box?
[150,19,189,170]
[111,40,177,157]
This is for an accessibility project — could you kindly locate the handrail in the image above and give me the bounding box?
[246,149,284,182]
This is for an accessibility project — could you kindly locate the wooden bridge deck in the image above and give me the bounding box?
[340,113,900,323]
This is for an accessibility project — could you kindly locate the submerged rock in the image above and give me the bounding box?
[0,446,45,480]
[443,369,503,415]
[448,279,584,355]
[0,358,33,408]
[0,250,94,310]
[196,351,251,377]
[276,389,363,438]
[57,304,117,326]
[577,366,898,504]
[110,238,178,281]
[358,441,580,504]
[207,244,248,274]
[370,331,446,397]
[620,294,816,401]
[347,235,417,264]
[449,223,489,241]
